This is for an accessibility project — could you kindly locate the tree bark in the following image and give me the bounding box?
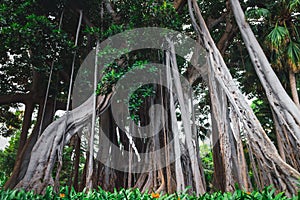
[174,0,187,11]
[216,0,237,55]
[166,50,185,192]
[229,0,300,139]
[230,110,252,191]
[169,39,205,195]
[188,0,300,195]
[72,135,81,191]
[289,69,300,108]
[5,102,43,189]
[8,94,111,193]
[209,68,236,192]
[16,102,34,157]
[229,0,300,172]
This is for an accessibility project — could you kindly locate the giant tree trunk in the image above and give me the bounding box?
[188,0,300,195]
[9,94,111,193]
[168,39,206,195]
[165,50,185,192]
[229,0,300,172]
[209,78,235,192]
[7,0,300,195]
[289,69,300,108]
[5,99,55,190]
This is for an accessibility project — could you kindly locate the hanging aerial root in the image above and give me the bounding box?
[188,0,300,196]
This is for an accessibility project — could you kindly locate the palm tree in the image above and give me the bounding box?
[265,0,300,107]
[234,0,300,171]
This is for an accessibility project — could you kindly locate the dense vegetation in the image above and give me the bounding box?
[0,0,299,198]
[0,186,299,200]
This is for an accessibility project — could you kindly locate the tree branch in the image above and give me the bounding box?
[0,94,32,105]
[174,0,187,12]
[207,12,227,30]
[104,0,120,22]
[217,0,238,55]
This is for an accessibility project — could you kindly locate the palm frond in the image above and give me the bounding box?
[245,7,270,20]
[287,41,300,71]
[289,0,300,10]
[267,25,289,50]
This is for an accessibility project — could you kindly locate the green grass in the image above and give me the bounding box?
[0,186,298,199]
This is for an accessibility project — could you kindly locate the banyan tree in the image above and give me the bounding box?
[2,0,300,197]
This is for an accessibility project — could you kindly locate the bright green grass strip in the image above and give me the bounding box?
[0,186,298,199]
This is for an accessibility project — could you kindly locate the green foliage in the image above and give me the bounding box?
[97,60,157,122]
[52,141,86,187]
[199,144,214,192]
[92,0,188,123]
[0,172,7,189]
[287,41,300,71]
[0,129,20,184]
[97,60,148,95]
[267,25,289,50]
[0,105,23,137]
[0,186,298,199]
[250,99,274,136]
[246,8,271,19]
[84,0,185,40]
[0,0,72,97]
[85,24,127,41]
[193,83,210,139]
[127,84,156,123]
[114,0,184,30]
[245,0,300,72]
[241,0,300,150]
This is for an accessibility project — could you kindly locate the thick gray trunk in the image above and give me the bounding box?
[229,0,300,171]
[188,0,300,195]
[12,94,111,193]
[169,39,206,195]
[165,50,185,192]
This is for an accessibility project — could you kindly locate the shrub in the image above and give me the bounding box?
[0,186,298,200]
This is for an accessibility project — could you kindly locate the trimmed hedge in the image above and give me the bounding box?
[0,186,299,199]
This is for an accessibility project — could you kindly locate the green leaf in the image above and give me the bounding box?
[287,41,300,68]
[246,7,270,19]
[267,25,289,49]
[289,0,300,10]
